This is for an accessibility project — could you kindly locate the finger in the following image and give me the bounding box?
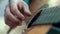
[17,2,24,14]
[18,2,32,16]
[10,2,25,20]
[18,2,23,10]
[5,5,21,24]
[5,17,15,28]
[23,1,32,16]
[5,17,19,29]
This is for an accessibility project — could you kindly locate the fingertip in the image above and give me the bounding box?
[17,15,25,20]
[22,17,25,20]
[23,6,32,16]
[25,11,32,16]
[21,15,25,20]
[28,12,32,16]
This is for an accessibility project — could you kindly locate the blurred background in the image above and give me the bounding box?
[0,0,8,34]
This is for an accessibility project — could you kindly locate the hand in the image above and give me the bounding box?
[4,0,31,28]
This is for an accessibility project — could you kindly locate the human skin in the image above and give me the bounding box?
[5,0,60,34]
[5,0,32,28]
[5,0,51,34]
